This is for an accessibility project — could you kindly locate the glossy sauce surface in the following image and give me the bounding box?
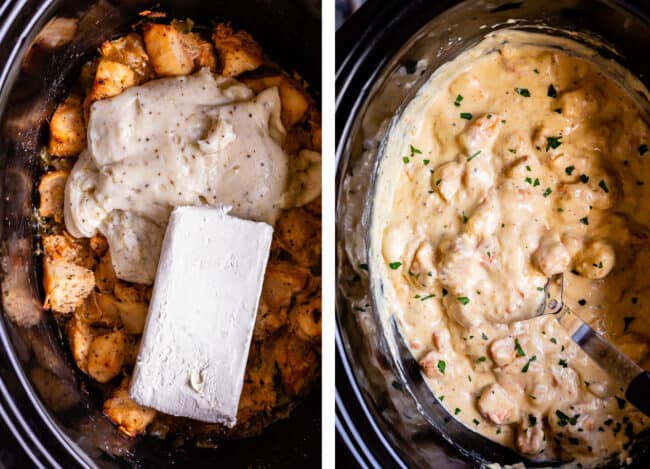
[373,31,650,465]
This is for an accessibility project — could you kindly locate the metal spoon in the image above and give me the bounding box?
[539,273,650,416]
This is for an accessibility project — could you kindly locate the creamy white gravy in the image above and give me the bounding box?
[372,31,650,465]
[65,68,299,284]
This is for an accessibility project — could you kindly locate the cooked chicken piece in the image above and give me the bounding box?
[42,233,95,269]
[308,109,322,151]
[432,328,452,352]
[43,259,94,314]
[532,231,571,276]
[47,95,85,157]
[275,208,321,267]
[76,59,98,95]
[459,114,501,152]
[273,337,319,396]
[212,23,263,77]
[184,32,217,71]
[103,377,156,437]
[490,336,518,367]
[284,125,313,155]
[38,171,68,222]
[142,24,194,77]
[86,58,136,103]
[262,261,310,310]
[237,364,277,421]
[516,419,547,455]
[99,32,154,82]
[123,337,140,367]
[409,241,436,287]
[291,296,321,343]
[113,281,148,303]
[87,329,127,383]
[253,299,287,341]
[66,312,94,372]
[242,71,311,128]
[115,299,147,335]
[78,292,120,328]
[420,349,455,378]
[432,159,464,202]
[94,253,117,293]
[478,383,520,425]
[558,84,605,120]
[573,239,615,279]
[89,234,109,257]
[466,192,500,238]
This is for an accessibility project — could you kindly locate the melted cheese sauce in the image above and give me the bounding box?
[373,31,650,465]
[65,69,291,284]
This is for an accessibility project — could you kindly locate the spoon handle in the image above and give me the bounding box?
[556,306,649,415]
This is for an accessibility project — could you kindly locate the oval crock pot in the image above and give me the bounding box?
[336,0,650,467]
[0,0,321,467]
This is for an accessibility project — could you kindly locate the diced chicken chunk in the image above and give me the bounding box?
[142,24,193,76]
[242,72,310,128]
[432,159,464,201]
[409,241,436,286]
[459,114,501,152]
[432,328,452,352]
[100,33,154,81]
[558,84,604,120]
[490,336,518,367]
[291,296,321,343]
[89,234,109,257]
[573,239,615,279]
[38,171,68,222]
[43,259,94,314]
[516,421,547,455]
[94,253,117,293]
[78,292,120,328]
[212,23,263,77]
[532,232,571,276]
[273,337,319,396]
[47,95,85,157]
[103,377,156,437]
[466,193,500,238]
[87,330,127,383]
[262,261,309,309]
[420,350,453,378]
[42,233,95,269]
[477,383,520,425]
[87,58,136,103]
[275,208,321,268]
[66,312,94,372]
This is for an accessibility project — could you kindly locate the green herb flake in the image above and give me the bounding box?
[460,112,473,120]
[565,165,575,175]
[554,108,562,114]
[578,298,587,306]
[467,150,482,162]
[454,94,464,107]
[423,159,430,165]
[403,156,410,164]
[496,427,502,434]
[435,179,442,186]
[547,84,557,98]
[579,216,589,225]
[359,263,369,271]
[442,288,448,297]
[437,360,446,374]
[458,296,470,305]
[559,359,568,368]
[550,337,558,344]
[439,395,445,401]
[525,177,533,185]
[526,165,531,171]
[410,145,422,156]
[473,418,480,426]
[537,287,544,291]
[481,332,489,340]
[579,174,589,184]
[543,187,552,197]
[391,380,403,392]
[476,356,487,363]
[454,408,461,415]
[546,136,562,151]
[420,293,436,301]
[529,414,538,426]
[514,338,526,357]
[389,262,402,270]
[598,180,610,193]
[515,87,531,97]
[521,355,537,373]
[533,178,540,187]
[534,68,539,74]
[508,148,516,154]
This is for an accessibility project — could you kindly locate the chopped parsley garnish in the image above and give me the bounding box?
[420,293,436,301]
[554,108,562,113]
[543,187,552,197]
[623,316,635,332]
[458,296,470,305]
[639,143,648,155]
[481,332,489,340]
[525,177,533,185]
[565,165,575,175]
[455,408,461,415]
[547,84,557,98]
[391,380,403,392]
[579,174,589,183]
[461,211,468,224]
[534,68,539,74]
[442,288,448,297]
[559,359,568,368]
[526,165,531,171]
[437,360,446,374]
[473,418,480,425]
[514,338,526,356]
[593,261,603,268]
[556,410,580,426]
[550,337,558,344]
[460,112,473,120]
[496,427,502,434]
[533,178,540,187]
[529,414,537,426]
[467,149,482,162]
[578,298,587,306]
[579,217,589,225]
[546,136,562,151]
[389,262,402,270]
[515,87,531,97]
[439,395,445,401]
[359,263,369,271]
[521,355,536,372]
[537,287,544,291]
[423,159,430,165]
[476,356,487,363]
[598,179,610,193]
[403,156,410,163]
[435,179,442,186]
[454,94,464,107]
[410,145,422,156]
[508,148,516,153]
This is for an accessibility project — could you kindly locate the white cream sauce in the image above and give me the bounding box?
[372,31,650,465]
[65,68,291,284]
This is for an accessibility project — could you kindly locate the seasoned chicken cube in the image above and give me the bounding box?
[573,239,615,279]
[253,298,288,341]
[478,383,520,425]
[142,24,194,77]
[291,296,321,343]
[431,159,464,201]
[489,336,518,367]
[273,336,319,396]
[87,329,127,383]
[66,312,94,372]
[262,261,310,309]
[532,231,571,276]
[38,171,68,222]
[242,72,311,128]
[103,377,156,437]
[89,234,109,257]
[184,32,217,71]
[466,192,500,238]
[43,259,94,314]
[275,208,321,268]
[47,95,85,157]
[78,292,120,328]
[558,84,605,120]
[409,241,436,287]
[432,328,452,352]
[459,114,501,152]
[516,420,546,455]
[100,32,154,81]
[420,350,454,378]
[42,233,95,269]
[87,58,136,103]
[94,253,117,293]
[212,23,263,77]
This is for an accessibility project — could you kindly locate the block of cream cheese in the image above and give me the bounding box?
[129,206,272,426]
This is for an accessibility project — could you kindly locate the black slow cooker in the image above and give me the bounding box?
[0,0,321,467]
[336,0,650,467]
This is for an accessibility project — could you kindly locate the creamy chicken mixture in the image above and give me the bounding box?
[373,31,650,464]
